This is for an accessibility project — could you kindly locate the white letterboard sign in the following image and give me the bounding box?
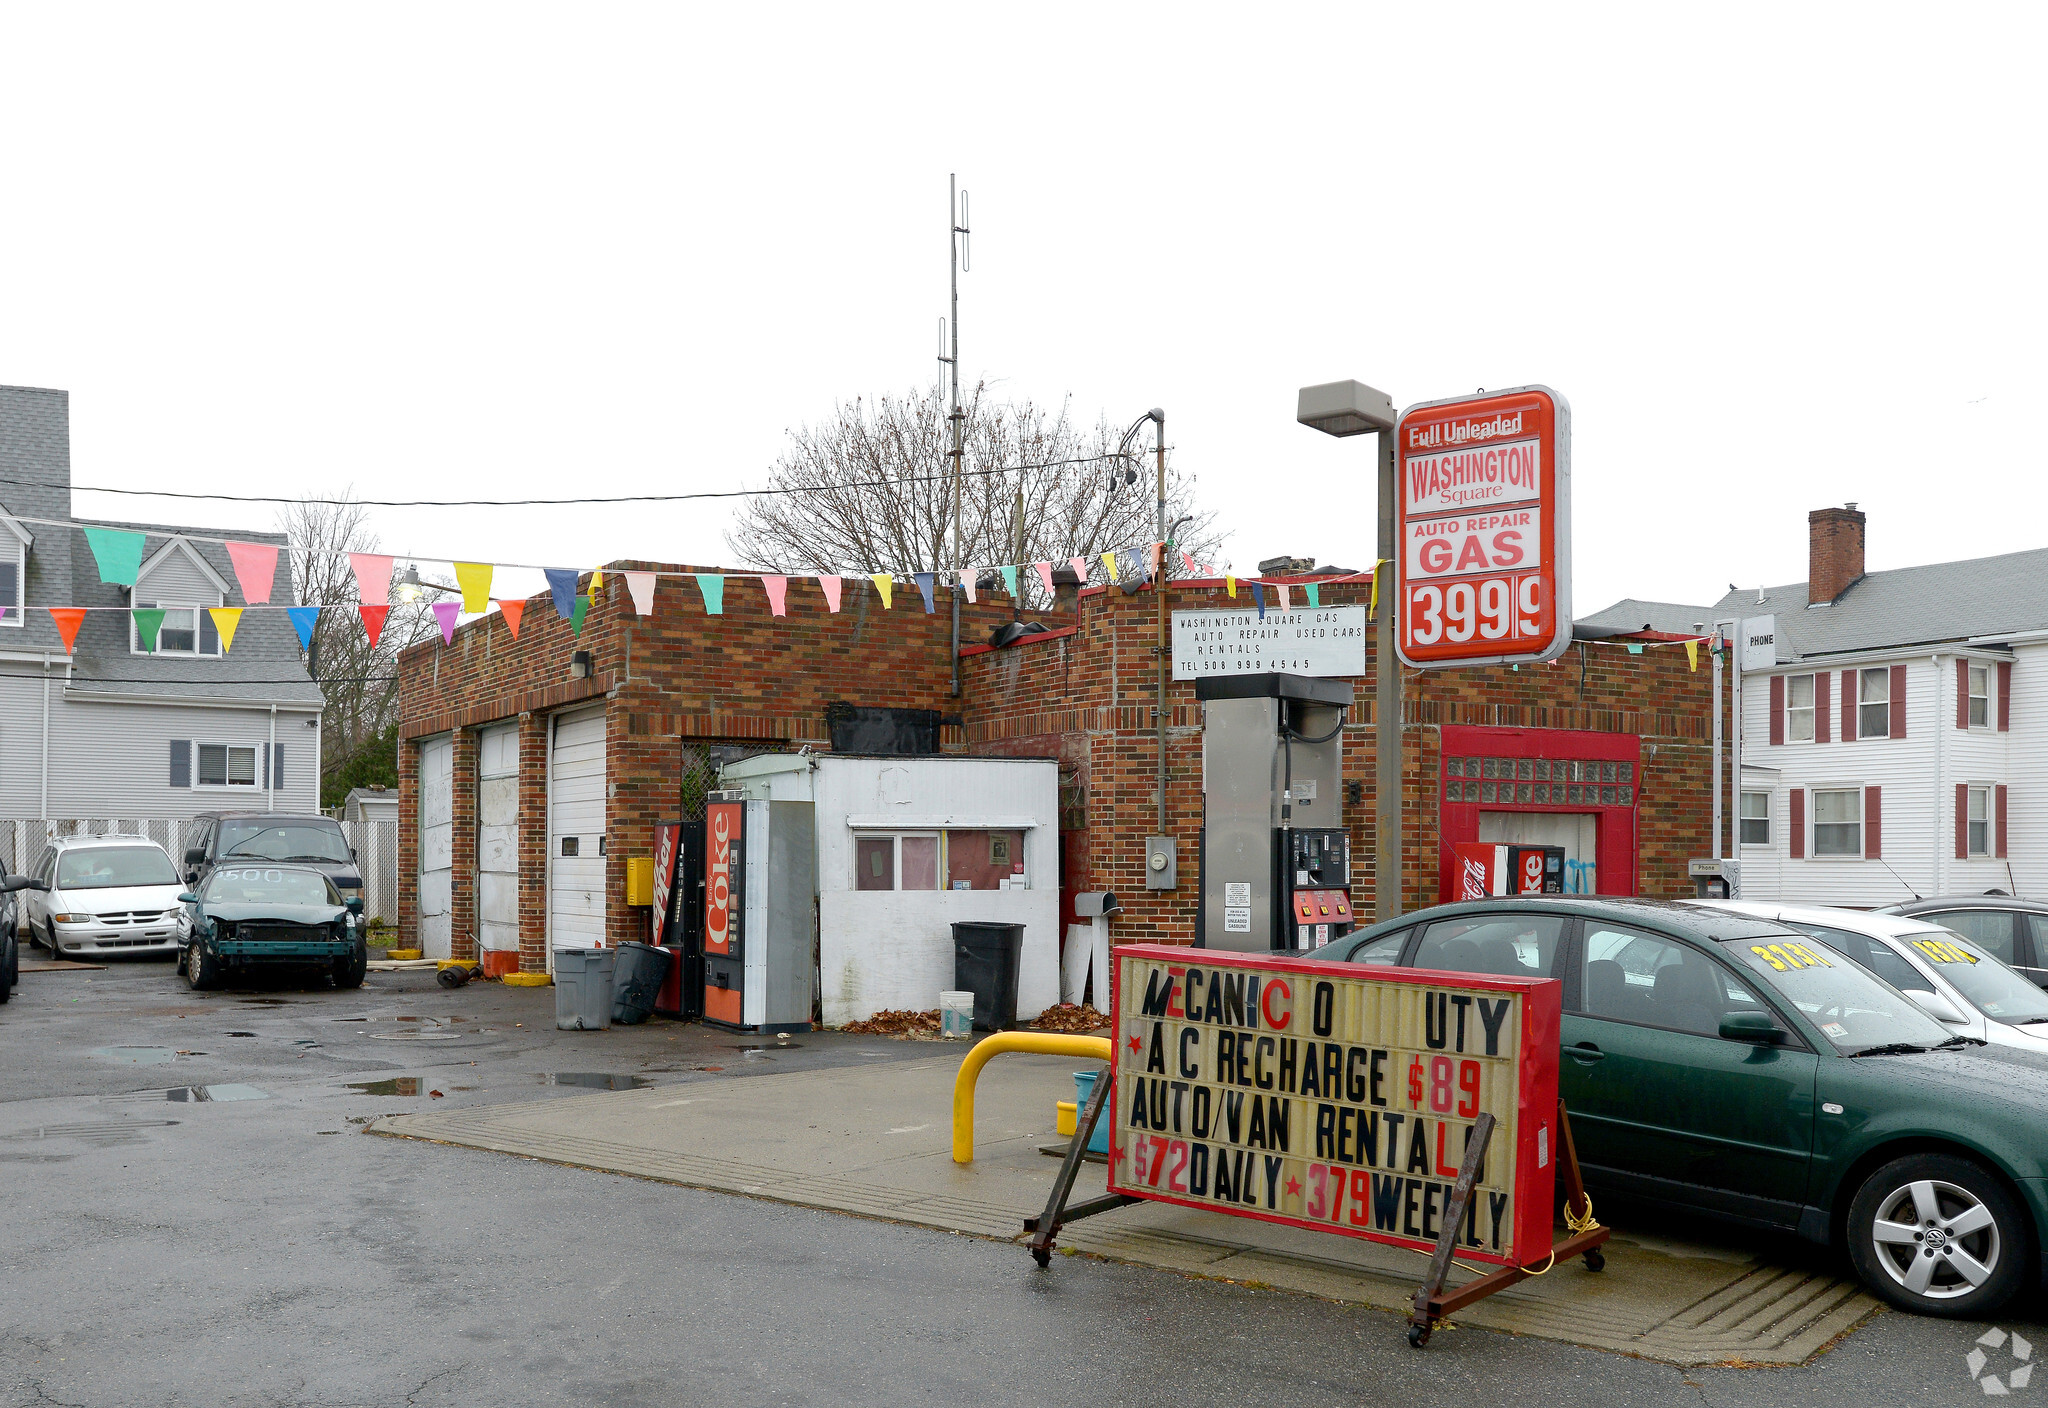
[1172,606,1369,680]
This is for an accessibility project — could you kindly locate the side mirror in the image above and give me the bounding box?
[1720,1010,1787,1044]
[0,877,49,894]
[177,892,200,905]
[345,897,364,915]
[1907,988,1971,1025]
[184,847,205,866]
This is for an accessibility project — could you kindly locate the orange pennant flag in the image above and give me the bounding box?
[497,599,526,639]
[359,604,390,648]
[49,607,86,653]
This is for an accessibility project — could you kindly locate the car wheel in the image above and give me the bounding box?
[334,940,367,990]
[0,933,14,1003]
[185,943,220,991]
[1847,1153,2030,1318]
[40,920,59,954]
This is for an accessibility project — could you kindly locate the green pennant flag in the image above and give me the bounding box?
[1000,565,1020,599]
[570,594,590,636]
[1625,643,1644,655]
[696,573,725,615]
[132,607,166,652]
[84,527,146,586]
[1304,584,1321,608]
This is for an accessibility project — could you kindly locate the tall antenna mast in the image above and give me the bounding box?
[943,174,970,695]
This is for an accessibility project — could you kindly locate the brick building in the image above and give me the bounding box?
[394,561,1713,986]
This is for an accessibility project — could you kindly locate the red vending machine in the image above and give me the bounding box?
[652,818,704,1020]
[1452,843,1566,898]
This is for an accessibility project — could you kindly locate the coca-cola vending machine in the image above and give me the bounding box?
[1452,843,1567,898]
[701,791,814,1033]
[651,819,704,1020]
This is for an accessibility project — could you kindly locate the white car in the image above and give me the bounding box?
[1695,900,2048,1055]
[23,837,189,959]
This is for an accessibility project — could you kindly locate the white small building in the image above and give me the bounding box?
[718,751,1061,1027]
[343,786,399,826]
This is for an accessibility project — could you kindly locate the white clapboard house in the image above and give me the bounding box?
[0,384,324,842]
[1581,505,2044,907]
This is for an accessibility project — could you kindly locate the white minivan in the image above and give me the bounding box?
[23,837,189,959]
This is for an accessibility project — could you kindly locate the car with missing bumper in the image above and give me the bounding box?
[180,863,367,990]
[1335,896,2048,1318]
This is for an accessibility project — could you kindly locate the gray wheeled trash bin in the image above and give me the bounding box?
[554,947,617,1030]
[610,941,672,1025]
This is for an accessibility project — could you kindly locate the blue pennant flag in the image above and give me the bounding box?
[544,568,580,619]
[287,605,320,650]
[913,572,937,613]
[1252,581,1266,621]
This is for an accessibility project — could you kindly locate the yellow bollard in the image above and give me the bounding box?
[951,1031,1112,1164]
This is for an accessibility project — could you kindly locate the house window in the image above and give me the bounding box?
[0,526,21,627]
[196,743,258,788]
[1859,668,1890,738]
[945,829,1028,890]
[1969,665,1990,728]
[1739,791,1770,846]
[1812,788,1862,856]
[853,834,941,891]
[1786,674,1815,742]
[1967,786,1991,857]
[134,601,220,656]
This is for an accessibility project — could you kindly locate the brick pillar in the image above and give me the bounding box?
[449,728,478,962]
[517,711,549,973]
[397,736,420,949]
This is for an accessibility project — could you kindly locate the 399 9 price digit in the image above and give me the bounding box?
[1405,574,1545,648]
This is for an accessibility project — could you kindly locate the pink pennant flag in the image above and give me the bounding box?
[350,553,394,607]
[1069,556,1090,585]
[432,601,459,644]
[225,541,278,604]
[623,571,656,616]
[817,575,843,612]
[1033,562,1055,596]
[1179,548,1199,578]
[1273,581,1290,613]
[959,569,976,604]
[761,575,788,616]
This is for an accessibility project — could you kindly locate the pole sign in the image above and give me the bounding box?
[1396,386,1570,669]
[1107,944,1561,1268]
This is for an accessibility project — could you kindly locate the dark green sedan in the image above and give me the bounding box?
[1330,896,2048,1318]
[179,864,367,991]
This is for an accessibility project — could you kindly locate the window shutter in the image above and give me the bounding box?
[1840,670,1857,742]
[1864,786,1881,859]
[1890,664,1907,739]
[1957,658,1971,729]
[1996,784,2009,859]
[1769,675,1785,746]
[262,746,269,790]
[273,745,285,790]
[1788,788,1805,859]
[1815,670,1832,743]
[1999,661,2012,731]
[1955,783,1969,860]
[170,740,191,789]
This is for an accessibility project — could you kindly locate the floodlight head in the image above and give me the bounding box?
[394,563,425,603]
[1296,380,1397,438]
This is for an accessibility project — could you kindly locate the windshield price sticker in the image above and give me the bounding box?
[1108,945,1561,1268]
[1912,938,1981,966]
[1748,942,1834,972]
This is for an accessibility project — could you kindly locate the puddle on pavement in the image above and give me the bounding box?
[538,1073,655,1090]
[163,1084,269,1102]
[225,1031,257,1038]
[330,1017,370,1023]
[237,999,294,1007]
[366,1031,461,1042]
[732,1043,801,1052]
[90,1046,178,1065]
[347,1077,422,1096]
[7,1118,179,1141]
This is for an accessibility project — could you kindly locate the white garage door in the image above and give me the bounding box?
[548,706,607,958]
[477,724,520,955]
[417,733,454,959]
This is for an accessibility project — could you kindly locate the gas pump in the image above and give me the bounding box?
[1196,673,1355,952]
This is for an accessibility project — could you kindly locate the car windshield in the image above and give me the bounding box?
[1719,935,1954,1054]
[203,867,339,907]
[1896,929,2048,1026]
[218,821,351,864]
[55,847,179,890]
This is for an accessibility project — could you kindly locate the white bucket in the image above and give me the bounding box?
[939,990,974,1038]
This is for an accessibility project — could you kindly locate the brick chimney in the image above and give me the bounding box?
[1808,504,1866,604]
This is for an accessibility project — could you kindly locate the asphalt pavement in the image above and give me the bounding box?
[2,956,2043,1407]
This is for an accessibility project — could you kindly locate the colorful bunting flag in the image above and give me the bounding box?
[497,600,525,639]
[695,574,725,615]
[1148,543,1163,581]
[49,607,86,653]
[1001,565,1020,599]
[132,607,165,652]
[761,576,788,617]
[432,601,459,644]
[913,572,937,613]
[1305,584,1321,608]
[1625,643,1644,655]
[1101,551,1119,584]
[570,595,590,635]
[287,605,320,650]
[1179,548,1199,577]
[1368,561,1382,620]
[1226,573,1237,598]
[350,553,394,607]
[226,541,277,604]
[83,527,145,587]
[360,604,390,648]
[960,569,976,604]
[454,562,493,614]
[817,575,843,612]
[624,571,656,616]
[208,607,243,654]
[591,568,604,594]
[1034,562,1055,596]
[871,574,893,609]
[1068,557,1089,585]
[1685,639,1699,672]
[1274,582,1290,613]
[544,568,579,619]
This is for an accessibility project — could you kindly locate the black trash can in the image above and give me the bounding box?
[952,922,1026,1032]
[610,942,674,1026]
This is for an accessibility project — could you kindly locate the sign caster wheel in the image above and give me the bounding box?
[1406,1325,1430,1350]
[1031,1246,1051,1268]
[1583,1250,1605,1273]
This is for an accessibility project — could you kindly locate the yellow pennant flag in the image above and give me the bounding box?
[591,568,604,594]
[208,606,243,654]
[1369,560,1384,621]
[1101,551,1119,584]
[1226,573,1237,597]
[1685,639,1699,672]
[871,573,894,609]
[454,562,493,614]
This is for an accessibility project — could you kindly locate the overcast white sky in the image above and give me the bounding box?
[3,4,2042,615]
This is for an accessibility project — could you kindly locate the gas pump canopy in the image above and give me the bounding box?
[1108,944,1562,1268]
[1397,386,1571,669]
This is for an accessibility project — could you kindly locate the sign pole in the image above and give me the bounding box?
[1376,425,1400,921]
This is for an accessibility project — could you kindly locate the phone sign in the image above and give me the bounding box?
[1396,387,1570,669]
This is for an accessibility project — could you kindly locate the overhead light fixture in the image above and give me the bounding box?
[394,563,426,603]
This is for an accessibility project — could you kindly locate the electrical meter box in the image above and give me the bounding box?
[1196,673,1355,952]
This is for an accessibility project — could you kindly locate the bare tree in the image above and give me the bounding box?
[724,384,1224,601]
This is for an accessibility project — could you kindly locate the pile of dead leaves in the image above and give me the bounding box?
[1029,1003,1109,1033]
[839,1008,942,1036]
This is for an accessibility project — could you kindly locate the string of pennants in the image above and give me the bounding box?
[23,520,1716,671]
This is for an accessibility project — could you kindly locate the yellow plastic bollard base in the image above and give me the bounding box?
[1056,1100,1078,1137]
[501,972,552,987]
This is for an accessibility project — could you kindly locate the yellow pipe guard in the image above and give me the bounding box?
[952,1031,1112,1165]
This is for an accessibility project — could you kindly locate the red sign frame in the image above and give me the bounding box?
[1106,944,1561,1269]
[1396,386,1570,669]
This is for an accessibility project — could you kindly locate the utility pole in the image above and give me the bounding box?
[944,175,969,696]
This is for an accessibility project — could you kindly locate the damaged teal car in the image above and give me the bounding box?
[180,864,367,990]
